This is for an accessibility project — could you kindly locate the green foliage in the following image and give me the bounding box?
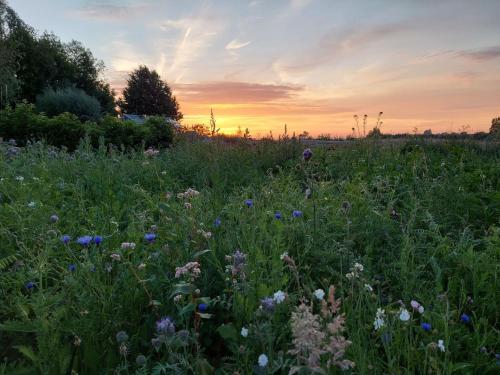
[119,66,182,120]
[36,87,101,121]
[143,116,175,148]
[490,117,500,138]
[0,139,498,373]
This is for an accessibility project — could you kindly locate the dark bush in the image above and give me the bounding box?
[36,87,101,121]
[100,116,149,148]
[143,116,175,148]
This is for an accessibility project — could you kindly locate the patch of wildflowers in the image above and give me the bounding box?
[77,236,93,247]
[156,317,175,335]
[121,242,136,250]
[261,297,276,312]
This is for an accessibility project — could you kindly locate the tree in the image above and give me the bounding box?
[118,66,182,120]
[36,86,101,121]
[489,117,500,137]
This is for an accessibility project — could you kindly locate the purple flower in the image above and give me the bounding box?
[116,331,129,343]
[93,235,103,245]
[156,317,175,335]
[292,210,303,218]
[49,214,59,223]
[25,281,35,290]
[421,322,432,332]
[261,297,276,313]
[214,217,221,227]
[60,235,71,244]
[274,211,282,220]
[198,303,208,312]
[244,199,254,208]
[76,235,93,247]
[303,148,313,161]
[144,233,156,242]
[68,264,76,272]
[460,313,471,324]
[233,250,247,268]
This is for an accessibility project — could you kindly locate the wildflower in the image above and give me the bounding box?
[292,210,303,218]
[460,313,471,324]
[303,148,313,161]
[244,199,253,208]
[198,303,208,312]
[77,236,93,247]
[116,331,129,343]
[151,337,162,350]
[161,170,167,175]
[121,242,136,250]
[353,262,364,272]
[25,281,35,290]
[280,251,288,260]
[184,202,192,209]
[110,253,121,261]
[373,308,385,331]
[68,264,76,272]
[196,229,212,239]
[119,342,128,356]
[438,339,446,352]
[144,233,156,243]
[214,217,221,227]
[27,201,36,208]
[105,263,113,272]
[60,235,71,244]
[175,261,201,279]
[173,294,182,303]
[258,354,268,368]
[313,289,325,300]
[410,300,425,314]
[156,317,175,335]
[399,308,411,322]
[136,354,146,366]
[15,176,24,182]
[93,235,103,245]
[346,261,364,280]
[144,147,159,156]
[73,335,82,347]
[274,211,282,219]
[273,290,286,304]
[305,187,312,199]
[49,214,59,223]
[261,297,276,312]
[364,284,373,292]
[138,263,146,270]
[241,327,248,337]
[177,188,200,199]
[421,322,432,332]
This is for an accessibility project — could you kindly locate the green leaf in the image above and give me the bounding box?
[179,303,196,317]
[194,358,213,375]
[169,283,195,298]
[198,313,213,319]
[192,249,211,259]
[217,323,237,342]
[0,320,38,333]
[158,202,170,211]
[14,345,37,363]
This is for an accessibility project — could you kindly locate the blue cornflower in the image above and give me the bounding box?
[68,264,76,272]
[292,210,303,218]
[274,211,282,220]
[76,235,93,247]
[93,235,103,245]
[156,316,175,335]
[244,199,253,208]
[421,322,432,332]
[303,148,313,161]
[49,214,59,223]
[460,313,471,324]
[198,303,208,312]
[261,297,276,313]
[25,281,35,290]
[60,235,71,244]
[116,330,129,343]
[214,217,221,227]
[144,233,156,242]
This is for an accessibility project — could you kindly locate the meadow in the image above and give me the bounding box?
[0,137,499,374]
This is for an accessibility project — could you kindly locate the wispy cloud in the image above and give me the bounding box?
[225,39,251,50]
[457,45,500,61]
[290,0,313,10]
[70,1,151,21]
[174,81,303,104]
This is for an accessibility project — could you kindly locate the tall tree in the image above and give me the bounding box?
[118,66,182,120]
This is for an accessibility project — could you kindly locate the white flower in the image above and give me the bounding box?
[399,308,411,322]
[273,290,286,304]
[121,242,136,250]
[437,339,446,352]
[138,263,146,270]
[110,253,121,261]
[280,251,288,260]
[373,308,385,331]
[240,327,248,337]
[313,289,325,300]
[364,284,373,292]
[161,171,167,175]
[345,272,355,280]
[27,201,36,208]
[258,354,268,367]
[418,305,424,314]
[15,176,24,182]
[353,262,364,272]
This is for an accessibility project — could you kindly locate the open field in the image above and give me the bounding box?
[0,139,499,374]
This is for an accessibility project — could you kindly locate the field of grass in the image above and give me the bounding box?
[0,138,499,374]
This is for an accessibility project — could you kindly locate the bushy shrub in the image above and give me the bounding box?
[143,116,175,148]
[36,87,102,121]
[100,116,149,148]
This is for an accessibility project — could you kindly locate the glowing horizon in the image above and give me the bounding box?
[9,0,500,136]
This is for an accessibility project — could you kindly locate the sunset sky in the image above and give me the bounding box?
[9,0,500,137]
